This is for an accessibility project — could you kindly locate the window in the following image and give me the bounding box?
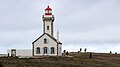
[51,47,55,54]
[44,47,47,54]
[47,26,49,30]
[44,38,47,44]
[36,47,40,54]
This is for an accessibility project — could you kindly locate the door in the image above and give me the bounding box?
[11,49,16,57]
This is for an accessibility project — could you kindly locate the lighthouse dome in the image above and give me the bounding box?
[45,5,52,10]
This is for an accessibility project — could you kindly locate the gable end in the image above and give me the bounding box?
[32,33,62,44]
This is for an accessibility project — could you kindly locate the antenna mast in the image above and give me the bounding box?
[57,30,59,42]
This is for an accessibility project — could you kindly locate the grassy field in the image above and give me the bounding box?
[0,52,120,67]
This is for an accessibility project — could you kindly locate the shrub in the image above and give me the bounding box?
[0,62,3,67]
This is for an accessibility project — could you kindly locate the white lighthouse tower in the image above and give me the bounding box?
[32,6,62,56]
[43,6,54,36]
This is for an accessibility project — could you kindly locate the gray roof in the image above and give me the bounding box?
[32,33,62,44]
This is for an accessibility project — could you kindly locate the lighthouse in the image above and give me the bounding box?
[32,6,62,56]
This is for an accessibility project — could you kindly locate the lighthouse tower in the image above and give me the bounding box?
[32,6,62,56]
[42,6,54,36]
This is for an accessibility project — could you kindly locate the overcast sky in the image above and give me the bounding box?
[0,0,120,54]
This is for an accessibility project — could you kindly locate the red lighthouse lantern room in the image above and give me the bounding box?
[45,5,52,15]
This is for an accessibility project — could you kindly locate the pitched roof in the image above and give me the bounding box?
[32,33,62,44]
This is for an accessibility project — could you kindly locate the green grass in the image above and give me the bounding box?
[0,52,120,67]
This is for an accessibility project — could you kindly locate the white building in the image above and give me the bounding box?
[32,6,62,56]
[7,49,32,58]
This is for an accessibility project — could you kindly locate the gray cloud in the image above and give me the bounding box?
[57,0,120,32]
[0,0,120,53]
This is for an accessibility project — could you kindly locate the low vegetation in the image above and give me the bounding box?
[0,52,120,67]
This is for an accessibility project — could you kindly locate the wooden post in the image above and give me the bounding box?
[90,53,92,58]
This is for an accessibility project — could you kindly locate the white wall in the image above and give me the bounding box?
[34,34,58,56]
[16,49,32,57]
[7,49,32,57]
[45,21,52,35]
[58,43,62,56]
